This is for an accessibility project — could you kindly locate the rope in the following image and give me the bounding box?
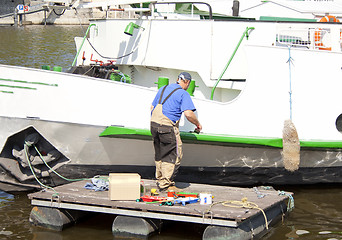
[53,8,66,16]
[24,142,58,195]
[203,197,269,230]
[23,141,94,197]
[32,144,89,182]
[24,141,109,202]
[73,8,150,61]
[287,46,294,120]
[278,190,295,212]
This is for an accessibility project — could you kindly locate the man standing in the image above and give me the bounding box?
[150,72,202,191]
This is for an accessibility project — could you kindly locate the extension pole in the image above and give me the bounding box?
[210,27,254,100]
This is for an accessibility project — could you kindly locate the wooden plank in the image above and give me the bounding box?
[28,179,292,223]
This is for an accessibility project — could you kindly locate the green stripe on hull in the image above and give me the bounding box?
[0,78,58,87]
[100,126,283,148]
[0,84,36,90]
[100,126,342,149]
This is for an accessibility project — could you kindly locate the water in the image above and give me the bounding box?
[0,25,342,240]
[0,25,83,70]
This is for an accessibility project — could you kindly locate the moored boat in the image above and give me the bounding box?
[1,0,342,191]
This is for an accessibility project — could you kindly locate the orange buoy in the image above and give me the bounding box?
[319,15,340,23]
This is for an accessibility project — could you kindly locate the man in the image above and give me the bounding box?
[150,72,202,191]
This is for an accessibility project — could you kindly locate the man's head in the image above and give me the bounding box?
[177,72,192,90]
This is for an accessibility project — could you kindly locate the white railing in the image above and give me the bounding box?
[276,27,342,52]
[43,0,73,5]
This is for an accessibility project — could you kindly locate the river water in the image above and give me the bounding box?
[0,25,341,240]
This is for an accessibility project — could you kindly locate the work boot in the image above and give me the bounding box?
[158,186,168,192]
[167,186,181,192]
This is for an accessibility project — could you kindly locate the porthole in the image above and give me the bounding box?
[336,114,342,132]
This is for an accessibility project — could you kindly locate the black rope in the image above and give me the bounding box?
[53,8,66,16]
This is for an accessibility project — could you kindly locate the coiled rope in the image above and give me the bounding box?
[204,197,269,230]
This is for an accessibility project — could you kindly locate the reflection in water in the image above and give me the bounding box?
[0,190,14,205]
[0,192,32,240]
[264,185,342,240]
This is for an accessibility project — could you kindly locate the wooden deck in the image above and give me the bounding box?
[28,179,292,228]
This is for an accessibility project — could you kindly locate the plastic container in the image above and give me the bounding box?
[199,193,212,205]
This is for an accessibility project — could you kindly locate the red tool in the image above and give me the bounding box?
[140,196,167,202]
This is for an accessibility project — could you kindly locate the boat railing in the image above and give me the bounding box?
[276,27,342,52]
[151,2,213,19]
[101,1,213,20]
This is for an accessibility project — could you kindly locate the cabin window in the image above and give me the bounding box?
[336,114,342,132]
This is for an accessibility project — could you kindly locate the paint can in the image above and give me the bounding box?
[200,193,212,205]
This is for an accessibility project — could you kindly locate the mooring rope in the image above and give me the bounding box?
[287,46,294,120]
[24,142,58,195]
[31,144,89,182]
[278,190,295,212]
[23,141,97,198]
[203,197,269,230]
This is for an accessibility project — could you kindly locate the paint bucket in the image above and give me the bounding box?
[200,193,212,205]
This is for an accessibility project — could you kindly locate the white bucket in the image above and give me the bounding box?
[200,193,212,205]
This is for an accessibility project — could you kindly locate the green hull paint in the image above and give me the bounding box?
[100,126,342,149]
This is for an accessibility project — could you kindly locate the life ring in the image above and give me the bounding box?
[319,15,340,23]
[314,16,340,50]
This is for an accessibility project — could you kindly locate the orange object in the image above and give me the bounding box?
[167,190,177,198]
[314,15,339,51]
[319,15,340,23]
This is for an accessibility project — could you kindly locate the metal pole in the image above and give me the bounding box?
[14,9,17,27]
[210,27,254,100]
[44,9,46,25]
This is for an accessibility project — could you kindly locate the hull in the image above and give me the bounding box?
[0,116,341,192]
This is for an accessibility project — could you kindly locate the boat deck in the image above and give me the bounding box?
[28,179,292,228]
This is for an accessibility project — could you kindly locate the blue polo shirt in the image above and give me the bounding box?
[152,83,196,123]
